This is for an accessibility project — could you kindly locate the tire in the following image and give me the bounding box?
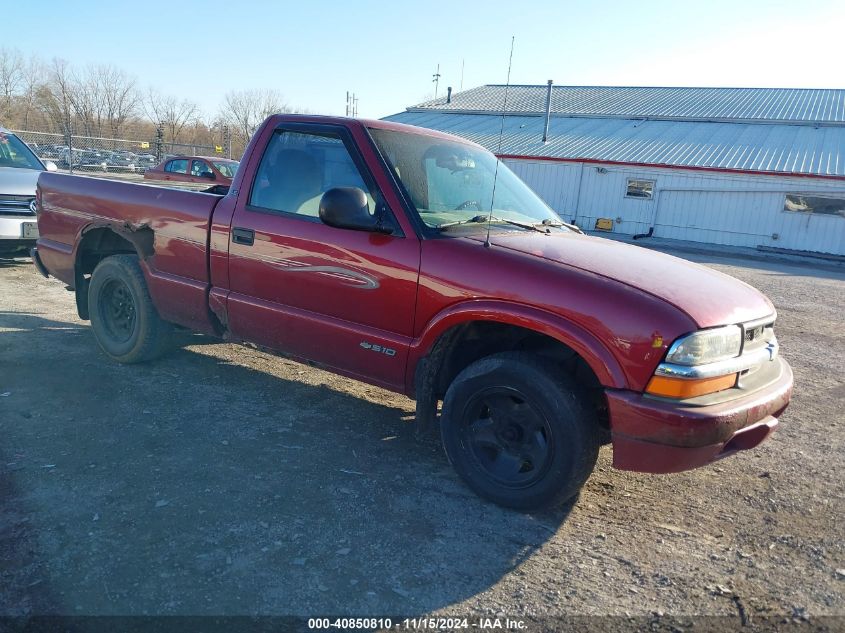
[88,254,173,363]
[440,352,600,511]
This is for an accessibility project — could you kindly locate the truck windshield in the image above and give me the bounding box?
[0,131,44,170]
[368,127,564,231]
[213,161,238,178]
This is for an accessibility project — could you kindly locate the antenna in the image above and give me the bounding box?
[484,36,515,249]
[432,64,441,100]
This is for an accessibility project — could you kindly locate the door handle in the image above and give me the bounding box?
[232,227,255,246]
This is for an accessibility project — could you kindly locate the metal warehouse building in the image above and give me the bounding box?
[385,85,845,256]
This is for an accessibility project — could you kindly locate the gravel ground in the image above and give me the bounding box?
[0,246,843,628]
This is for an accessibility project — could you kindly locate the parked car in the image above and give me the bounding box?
[104,151,138,172]
[130,153,157,174]
[82,148,110,171]
[36,144,68,160]
[32,114,792,511]
[58,147,79,168]
[143,155,239,185]
[0,127,57,254]
[59,148,108,171]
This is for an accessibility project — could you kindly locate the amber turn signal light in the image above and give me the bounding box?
[645,373,737,399]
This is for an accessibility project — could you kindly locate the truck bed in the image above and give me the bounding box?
[37,172,224,334]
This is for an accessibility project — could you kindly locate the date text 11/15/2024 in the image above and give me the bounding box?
[307,617,528,630]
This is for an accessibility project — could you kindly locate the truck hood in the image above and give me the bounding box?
[483,231,775,327]
[0,166,41,196]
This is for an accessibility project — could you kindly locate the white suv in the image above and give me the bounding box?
[0,128,57,255]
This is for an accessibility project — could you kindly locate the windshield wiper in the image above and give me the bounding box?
[437,215,551,233]
[435,214,489,229]
[539,218,584,234]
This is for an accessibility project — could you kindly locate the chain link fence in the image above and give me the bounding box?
[13,126,231,176]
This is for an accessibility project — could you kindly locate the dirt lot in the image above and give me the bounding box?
[0,246,843,626]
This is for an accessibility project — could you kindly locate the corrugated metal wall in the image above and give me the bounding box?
[503,159,845,256]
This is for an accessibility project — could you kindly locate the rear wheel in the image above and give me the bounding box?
[88,254,173,363]
[441,352,600,511]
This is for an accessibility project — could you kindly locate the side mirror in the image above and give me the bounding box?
[319,187,381,232]
[45,161,58,172]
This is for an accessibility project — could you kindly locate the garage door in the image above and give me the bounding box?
[653,190,784,248]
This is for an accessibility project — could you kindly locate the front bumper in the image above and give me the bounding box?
[608,357,793,473]
[0,215,37,240]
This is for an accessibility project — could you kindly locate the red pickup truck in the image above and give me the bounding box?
[32,114,792,510]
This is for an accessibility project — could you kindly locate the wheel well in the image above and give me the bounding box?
[416,321,610,440]
[77,228,139,275]
[74,226,147,319]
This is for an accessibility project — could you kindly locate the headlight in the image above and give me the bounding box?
[665,325,742,366]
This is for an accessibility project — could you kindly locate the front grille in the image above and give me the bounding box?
[745,326,764,342]
[0,195,36,216]
[742,319,776,354]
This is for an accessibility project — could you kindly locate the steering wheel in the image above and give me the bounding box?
[455,200,482,211]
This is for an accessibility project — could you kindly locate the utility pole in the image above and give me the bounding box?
[155,123,164,164]
[460,59,465,92]
[432,64,441,100]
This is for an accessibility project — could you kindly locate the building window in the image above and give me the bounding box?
[784,194,845,218]
[625,179,655,199]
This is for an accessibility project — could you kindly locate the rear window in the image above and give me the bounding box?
[0,131,44,170]
[213,161,238,178]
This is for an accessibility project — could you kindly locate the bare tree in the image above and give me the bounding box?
[6,51,313,160]
[0,47,24,123]
[219,88,291,145]
[37,58,76,138]
[68,66,103,137]
[144,88,198,143]
[95,65,138,139]
[18,55,44,129]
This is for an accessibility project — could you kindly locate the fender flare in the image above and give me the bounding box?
[73,220,154,265]
[70,221,154,319]
[406,299,629,392]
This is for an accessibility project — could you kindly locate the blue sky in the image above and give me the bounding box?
[6,0,843,120]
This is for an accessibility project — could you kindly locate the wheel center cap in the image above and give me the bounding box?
[501,426,520,442]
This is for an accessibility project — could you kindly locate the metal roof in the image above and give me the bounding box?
[382,110,845,178]
[411,85,845,126]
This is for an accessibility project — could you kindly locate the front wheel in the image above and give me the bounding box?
[88,254,173,363]
[440,352,600,511]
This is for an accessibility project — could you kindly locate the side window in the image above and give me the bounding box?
[165,159,188,174]
[191,159,212,177]
[249,130,375,218]
[784,194,845,218]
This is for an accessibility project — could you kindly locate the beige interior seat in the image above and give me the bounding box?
[253,147,375,218]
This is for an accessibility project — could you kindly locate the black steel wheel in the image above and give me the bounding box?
[88,254,173,363]
[461,388,555,490]
[441,352,600,510]
[97,277,137,343]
